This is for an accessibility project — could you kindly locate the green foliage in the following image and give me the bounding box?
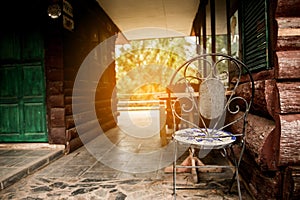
[115,37,197,100]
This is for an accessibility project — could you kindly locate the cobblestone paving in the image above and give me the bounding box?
[0,175,245,200]
[0,147,253,200]
[0,110,254,200]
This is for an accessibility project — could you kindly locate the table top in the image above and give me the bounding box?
[158,92,199,100]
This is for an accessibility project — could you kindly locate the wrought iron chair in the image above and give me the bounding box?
[169,53,254,199]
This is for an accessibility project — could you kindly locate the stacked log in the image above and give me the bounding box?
[276,5,300,200]
[45,26,66,145]
[61,0,119,154]
[229,0,300,198]
[227,76,280,199]
[235,0,300,199]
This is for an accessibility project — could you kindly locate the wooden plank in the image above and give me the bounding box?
[64,96,72,105]
[64,88,73,97]
[48,94,64,107]
[65,115,75,129]
[276,51,300,79]
[50,108,65,127]
[65,104,72,116]
[277,82,300,113]
[277,17,300,36]
[65,137,82,154]
[265,80,279,118]
[97,112,115,125]
[101,120,117,132]
[277,36,300,51]
[276,0,300,17]
[48,81,63,95]
[72,116,99,130]
[277,17,300,29]
[279,114,300,166]
[46,68,64,82]
[65,119,117,154]
[48,127,66,144]
[94,99,113,107]
[66,127,78,141]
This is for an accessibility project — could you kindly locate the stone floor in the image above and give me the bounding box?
[0,110,254,199]
[0,144,65,190]
[0,146,253,200]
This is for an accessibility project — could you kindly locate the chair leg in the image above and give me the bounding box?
[228,170,236,192]
[173,161,176,199]
[172,141,177,199]
[236,167,242,200]
[228,168,242,200]
[228,147,242,200]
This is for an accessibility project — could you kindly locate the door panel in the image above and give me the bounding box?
[0,63,47,142]
[0,19,47,142]
[0,104,20,134]
[0,34,48,142]
[0,32,21,60]
[22,64,47,141]
[23,64,44,98]
[22,31,44,60]
[24,103,46,134]
[0,65,21,140]
[0,65,19,99]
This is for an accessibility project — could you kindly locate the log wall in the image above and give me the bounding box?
[242,0,300,199]
[276,0,300,168]
[230,0,300,199]
[61,0,119,153]
[45,21,66,144]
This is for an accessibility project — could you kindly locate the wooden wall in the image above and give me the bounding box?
[45,12,66,144]
[45,0,119,152]
[63,0,119,153]
[275,0,300,166]
[233,0,300,199]
[276,0,300,199]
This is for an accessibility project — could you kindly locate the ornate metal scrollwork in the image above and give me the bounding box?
[168,53,254,137]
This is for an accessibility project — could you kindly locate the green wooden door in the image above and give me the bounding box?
[0,30,48,142]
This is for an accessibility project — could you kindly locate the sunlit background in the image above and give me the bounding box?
[115,36,197,103]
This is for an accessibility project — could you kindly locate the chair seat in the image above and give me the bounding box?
[174,128,236,149]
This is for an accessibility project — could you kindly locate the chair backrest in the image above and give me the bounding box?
[168,53,255,137]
